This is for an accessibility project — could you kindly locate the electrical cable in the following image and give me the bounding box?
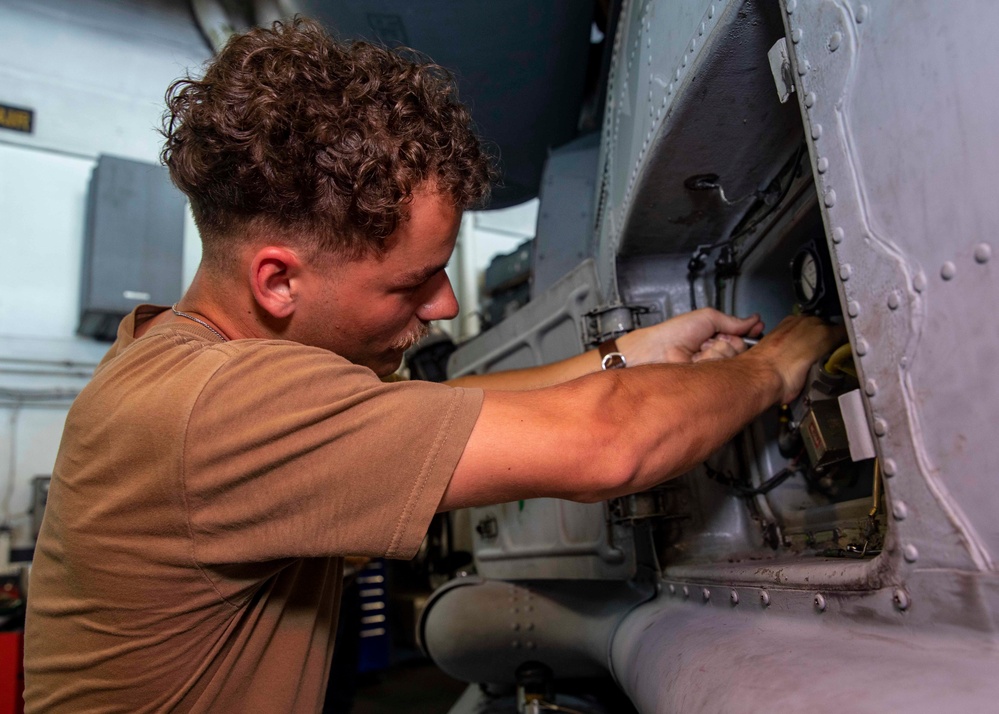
[705,460,801,497]
[730,143,807,267]
[685,142,808,310]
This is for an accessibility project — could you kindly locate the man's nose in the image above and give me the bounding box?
[416,272,459,322]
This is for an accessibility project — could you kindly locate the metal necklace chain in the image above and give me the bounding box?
[171,304,228,342]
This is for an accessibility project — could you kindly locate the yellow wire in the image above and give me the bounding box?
[824,343,855,377]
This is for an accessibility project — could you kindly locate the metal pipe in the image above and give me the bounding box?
[419,576,652,686]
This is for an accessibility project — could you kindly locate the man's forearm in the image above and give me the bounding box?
[441,351,785,510]
[445,349,602,390]
[597,353,784,499]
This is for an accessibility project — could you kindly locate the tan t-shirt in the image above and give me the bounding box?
[23,306,483,713]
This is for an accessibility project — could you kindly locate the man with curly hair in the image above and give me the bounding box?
[24,17,839,713]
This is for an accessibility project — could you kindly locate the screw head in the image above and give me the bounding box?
[892,501,908,521]
[814,594,827,612]
[760,590,771,607]
[941,261,957,280]
[893,589,910,611]
[829,31,842,51]
[975,243,992,264]
[668,584,676,596]
[882,459,897,477]
[903,544,919,563]
[730,590,740,606]
[702,588,711,602]
[682,585,690,599]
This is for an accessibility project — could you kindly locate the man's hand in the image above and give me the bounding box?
[617,308,764,365]
[747,316,847,404]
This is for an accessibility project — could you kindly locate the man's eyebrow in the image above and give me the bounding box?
[397,261,449,285]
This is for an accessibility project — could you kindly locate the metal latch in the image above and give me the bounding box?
[582,303,653,347]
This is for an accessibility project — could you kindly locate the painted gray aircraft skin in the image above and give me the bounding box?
[422,0,999,711]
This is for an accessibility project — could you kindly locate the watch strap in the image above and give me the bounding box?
[598,338,627,370]
[598,338,620,359]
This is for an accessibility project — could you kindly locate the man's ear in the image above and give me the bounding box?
[249,246,304,320]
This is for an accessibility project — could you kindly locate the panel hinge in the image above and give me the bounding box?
[581,303,653,347]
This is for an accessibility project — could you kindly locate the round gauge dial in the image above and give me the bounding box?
[791,246,824,309]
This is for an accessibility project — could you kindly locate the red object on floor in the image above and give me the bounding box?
[0,632,24,714]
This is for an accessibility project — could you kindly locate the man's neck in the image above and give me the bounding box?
[139,268,266,341]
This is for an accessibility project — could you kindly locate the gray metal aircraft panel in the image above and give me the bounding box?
[427,0,999,709]
[449,260,638,580]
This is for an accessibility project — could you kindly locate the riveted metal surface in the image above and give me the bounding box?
[610,578,999,713]
[441,2,999,710]
[785,0,998,579]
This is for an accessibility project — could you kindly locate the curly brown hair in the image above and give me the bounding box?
[161,17,493,266]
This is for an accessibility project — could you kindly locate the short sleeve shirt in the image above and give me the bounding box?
[23,305,483,713]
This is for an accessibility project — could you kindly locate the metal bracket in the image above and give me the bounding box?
[581,303,653,347]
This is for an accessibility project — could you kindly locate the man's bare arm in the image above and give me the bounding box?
[439,316,842,511]
[445,308,764,391]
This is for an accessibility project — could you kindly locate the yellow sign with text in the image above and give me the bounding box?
[0,104,34,133]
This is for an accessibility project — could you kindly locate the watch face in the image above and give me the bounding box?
[602,352,627,370]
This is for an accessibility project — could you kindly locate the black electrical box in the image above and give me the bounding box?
[78,155,186,340]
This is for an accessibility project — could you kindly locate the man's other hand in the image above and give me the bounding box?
[618,308,764,365]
